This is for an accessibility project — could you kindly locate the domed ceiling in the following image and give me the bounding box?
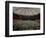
[13,7,40,16]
